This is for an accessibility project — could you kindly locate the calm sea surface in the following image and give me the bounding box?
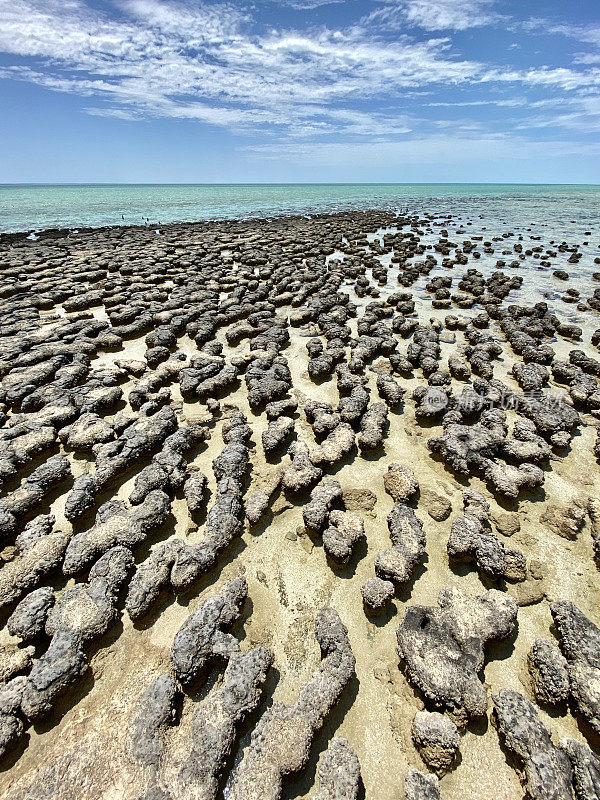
[1,183,599,234]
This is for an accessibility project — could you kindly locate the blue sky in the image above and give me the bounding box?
[0,0,599,183]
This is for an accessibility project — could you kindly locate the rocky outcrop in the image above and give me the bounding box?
[527,639,570,706]
[311,738,361,800]
[383,464,419,504]
[303,481,343,534]
[0,515,69,608]
[397,587,518,726]
[170,576,248,685]
[550,601,600,735]
[404,769,442,800]
[322,511,364,565]
[361,577,395,615]
[228,608,355,800]
[0,456,71,540]
[492,690,573,800]
[447,490,526,581]
[375,504,426,586]
[411,711,460,776]
[63,490,171,576]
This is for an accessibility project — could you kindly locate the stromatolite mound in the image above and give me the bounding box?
[384,463,419,504]
[447,489,526,581]
[550,601,600,734]
[559,737,600,800]
[527,638,570,706]
[170,576,248,685]
[0,547,134,757]
[0,515,69,608]
[228,608,355,800]
[375,503,426,586]
[492,690,573,800]
[361,577,395,615]
[404,769,441,800]
[312,737,362,800]
[322,510,364,565]
[396,586,517,726]
[411,711,460,776]
[130,578,273,800]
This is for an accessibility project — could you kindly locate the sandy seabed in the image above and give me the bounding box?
[0,210,599,800]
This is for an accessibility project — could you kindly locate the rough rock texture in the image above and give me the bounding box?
[375,504,426,585]
[397,587,518,726]
[311,738,361,800]
[283,441,322,494]
[492,690,573,800]
[310,423,355,467]
[405,769,442,800]
[129,673,180,770]
[527,638,570,706]
[7,587,55,642]
[361,577,395,614]
[170,576,248,684]
[175,645,272,800]
[322,510,364,565]
[384,463,419,504]
[447,490,526,581]
[184,471,208,514]
[0,515,69,608]
[63,490,171,575]
[303,480,343,534]
[357,402,388,451]
[411,711,460,776]
[262,416,295,455]
[560,737,600,800]
[550,601,600,734]
[228,608,355,800]
[20,546,134,721]
[0,456,72,539]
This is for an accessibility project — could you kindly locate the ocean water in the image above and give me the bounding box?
[1,183,599,234]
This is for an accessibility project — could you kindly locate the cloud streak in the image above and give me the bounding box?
[0,0,599,151]
[367,0,503,32]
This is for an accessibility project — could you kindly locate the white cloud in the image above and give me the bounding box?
[523,19,600,49]
[0,0,484,138]
[273,0,346,8]
[0,0,598,146]
[367,0,503,32]
[244,133,600,166]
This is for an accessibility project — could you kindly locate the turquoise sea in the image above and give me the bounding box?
[1,183,599,234]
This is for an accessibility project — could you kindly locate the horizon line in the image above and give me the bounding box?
[2,181,600,188]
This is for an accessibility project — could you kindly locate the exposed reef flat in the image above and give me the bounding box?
[0,210,600,800]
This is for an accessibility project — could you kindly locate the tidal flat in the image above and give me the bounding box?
[0,210,599,800]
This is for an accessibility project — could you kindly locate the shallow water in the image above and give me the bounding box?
[2,183,599,338]
[1,182,599,235]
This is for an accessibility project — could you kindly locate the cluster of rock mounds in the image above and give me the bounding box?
[129,577,359,800]
[1,210,600,798]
